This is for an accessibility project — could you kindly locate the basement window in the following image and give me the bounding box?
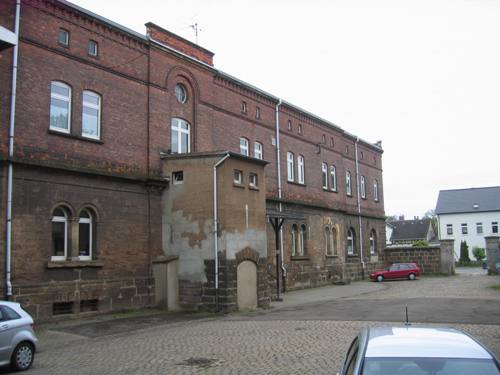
[53,301,74,316]
[172,171,184,185]
[80,299,99,313]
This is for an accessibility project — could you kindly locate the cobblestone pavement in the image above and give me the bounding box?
[351,268,500,300]
[11,271,499,375]
[24,319,500,375]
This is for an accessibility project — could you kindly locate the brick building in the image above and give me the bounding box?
[0,0,385,320]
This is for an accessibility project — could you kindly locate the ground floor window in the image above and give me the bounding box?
[347,227,355,255]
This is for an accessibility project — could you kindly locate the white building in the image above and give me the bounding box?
[435,186,500,260]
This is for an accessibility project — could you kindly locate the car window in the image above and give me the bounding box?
[400,264,410,270]
[0,306,21,321]
[390,264,399,271]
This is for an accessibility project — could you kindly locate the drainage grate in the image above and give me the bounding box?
[80,299,99,312]
[52,301,74,315]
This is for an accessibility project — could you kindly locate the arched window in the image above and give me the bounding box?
[50,81,71,133]
[239,137,249,156]
[287,152,295,182]
[360,175,366,199]
[171,118,190,153]
[347,227,355,255]
[291,224,298,256]
[325,227,331,255]
[78,209,94,260]
[82,90,101,139]
[52,207,68,261]
[297,155,305,184]
[370,229,377,255]
[330,165,337,191]
[331,227,337,256]
[299,224,307,256]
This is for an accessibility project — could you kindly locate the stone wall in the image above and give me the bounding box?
[383,245,444,274]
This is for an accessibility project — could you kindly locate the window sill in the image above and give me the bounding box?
[347,254,358,258]
[249,185,259,191]
[233,182,245,189]
[322,188,338,193]
[291,256,309,261]
[48,129,104,144]
[326,254,339,258]
[287,181,306,187]
[47,260,104,269]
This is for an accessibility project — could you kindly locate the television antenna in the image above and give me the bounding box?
[189,23,202,44]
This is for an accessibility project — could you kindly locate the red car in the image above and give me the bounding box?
[370,262,420,282]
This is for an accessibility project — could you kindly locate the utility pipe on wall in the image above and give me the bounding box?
[354,137,365,278]
[5,0,21,299]
[274,99,286,289]
[213,153,230,312]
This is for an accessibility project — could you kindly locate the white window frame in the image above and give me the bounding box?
[287,152,295,182]
[51,210,68,261]
[78,210,92,261]
[347,228,355,255]
[291,224,298,256]
[88,40,98,56]
[476,222,483,234]
[254,142,263,160]
[492,221,498,234]
[255,106,261,119]
[249,172,258,187]
[446,224,453,235]
[322,163,328,189]
[58,29,69,46]
[297,155,305,184]
[369,230,376,255]
[346,171,352,196]
[50,81,71,134]
[374,180,379,201]
[360,176,366,199]
[82,90,101,139]
[234,170,243,184]
[171,117,190,154]
[330,165,337,191]
[240,137,249,156]
[461,223,468,235]
[299,224,306,256]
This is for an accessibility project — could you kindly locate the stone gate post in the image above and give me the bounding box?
[439,239,455,275]
[485,236,500,275]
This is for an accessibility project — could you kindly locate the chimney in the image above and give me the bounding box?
[146,22,214,66]
[399,215,405,221]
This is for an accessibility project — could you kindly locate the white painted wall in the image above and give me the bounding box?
[437,211,499,260]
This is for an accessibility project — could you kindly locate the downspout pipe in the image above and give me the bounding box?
[354,137,365,279]
[275,99,286,288]
[213,153,230,312]
[5,0,21,299]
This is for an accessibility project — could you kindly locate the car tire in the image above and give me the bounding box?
[11,341,34,371]
[376,275,384,282]
[408,273,416,280]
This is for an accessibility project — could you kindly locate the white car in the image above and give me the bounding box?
[339,326,500,375]
[0,301,38,371]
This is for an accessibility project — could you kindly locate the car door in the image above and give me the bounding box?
[0,307,18,362]
[387,264,400,279]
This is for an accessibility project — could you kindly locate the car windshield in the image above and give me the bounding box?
[362,357,500,375]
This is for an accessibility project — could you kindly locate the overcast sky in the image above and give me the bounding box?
[71,0,500,218]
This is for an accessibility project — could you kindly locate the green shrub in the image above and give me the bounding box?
[459,240,471,263]
[412,240,429,247]
[472,247,485,262]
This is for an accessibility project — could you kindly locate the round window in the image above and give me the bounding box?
[175,84,187,104]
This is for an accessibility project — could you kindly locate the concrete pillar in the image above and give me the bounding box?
[485,236,500,275]
[439,239,455,275]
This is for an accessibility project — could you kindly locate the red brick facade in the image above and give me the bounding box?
[0,0,385,319]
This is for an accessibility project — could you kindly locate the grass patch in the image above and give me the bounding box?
[490,285,500,291]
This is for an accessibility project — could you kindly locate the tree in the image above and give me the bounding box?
[424,209,438,234]
[472,247,485,262]
[459,240,471,264]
